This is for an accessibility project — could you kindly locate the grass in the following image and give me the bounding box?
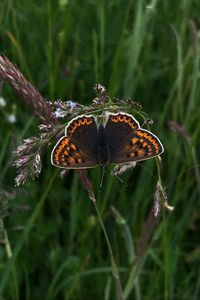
[0,1,199,299]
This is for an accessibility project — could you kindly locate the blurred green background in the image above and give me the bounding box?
[0,1,199,299]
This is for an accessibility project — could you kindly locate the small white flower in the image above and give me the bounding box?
[0,97,6,107]
[33,153,42,176]
[15,172,28,187]
[65,100,77,110]
[13,156,30,168]
[54,108,68,118]
[7,114,17,123]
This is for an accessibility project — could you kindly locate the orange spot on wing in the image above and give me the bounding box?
[81,118,86,125]
[76,120,81,126]
[132,137,138,144]
[61,138,69,147]
[124,116,129,122]
[71,144,77,151]
[68,157,75,164]
[138,149,144,156]
[74,152,81,158]
[55,154,59,162]
[118,115,124,122]
[86,118,92,125]
[111,116,118,123]
[136,131,144,137]
[129,152,135,157]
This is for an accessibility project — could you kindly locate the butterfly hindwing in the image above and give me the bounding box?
[51,136,98,169]
[110,129,164,164]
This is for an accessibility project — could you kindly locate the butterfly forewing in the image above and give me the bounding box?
[105,113,139,156]
[66,115,98,153]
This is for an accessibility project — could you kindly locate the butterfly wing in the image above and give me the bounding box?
[51,115,98,169]
[105,113,164,164]
[105,112,139,158]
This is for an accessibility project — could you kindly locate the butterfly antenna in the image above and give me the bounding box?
[99,165,106,190]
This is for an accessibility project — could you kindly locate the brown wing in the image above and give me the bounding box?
[51,136,98,169]
[110,128,164,164]
[66,115,97,152]
[104,112,163,163]
[51,115,99,169]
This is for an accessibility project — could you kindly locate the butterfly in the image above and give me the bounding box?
[51,112,164,169]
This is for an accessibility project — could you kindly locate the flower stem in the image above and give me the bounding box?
[93,201,124,300]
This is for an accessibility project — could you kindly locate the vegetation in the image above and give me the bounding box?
[0,1,199,299]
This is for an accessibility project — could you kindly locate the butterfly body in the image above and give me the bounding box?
[51,112,164,169]
[97,125,110,164]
